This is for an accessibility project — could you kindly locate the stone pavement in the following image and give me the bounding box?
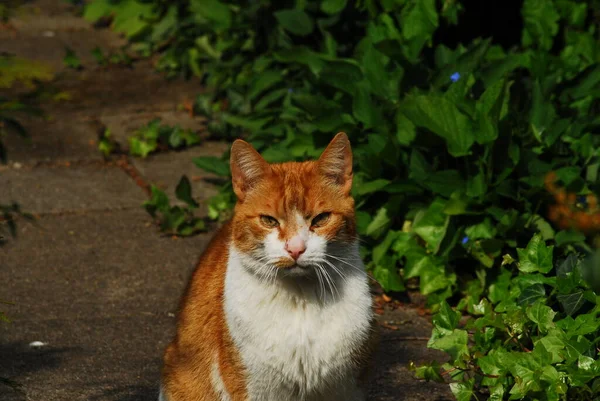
[0,1,453,400]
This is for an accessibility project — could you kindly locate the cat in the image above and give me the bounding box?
[159,132,377,401]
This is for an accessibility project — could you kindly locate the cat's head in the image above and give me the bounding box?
[229,133,356,277]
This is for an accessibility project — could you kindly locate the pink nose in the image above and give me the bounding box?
[285,236,306,260]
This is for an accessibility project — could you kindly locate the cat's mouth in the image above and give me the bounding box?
[274,258,305,270]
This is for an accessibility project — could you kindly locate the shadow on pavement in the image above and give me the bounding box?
[87,383,159,401]
[0,341,77,378]
[0,341,79,400]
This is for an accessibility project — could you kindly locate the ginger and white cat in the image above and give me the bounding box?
[159,133,377,401]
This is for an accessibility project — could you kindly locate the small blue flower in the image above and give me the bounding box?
[462,236,469,245]
[450,72,461,83]
[578,195,587,205]
[287,88,294,94]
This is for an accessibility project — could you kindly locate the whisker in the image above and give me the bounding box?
[322,259,348,285]
[319,263,340,300]
[314,266,325,302]
[324,253,364,273]
[317,264,334,299]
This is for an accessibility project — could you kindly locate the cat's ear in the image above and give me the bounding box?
[230,139,270,201]
[318,132,353,195]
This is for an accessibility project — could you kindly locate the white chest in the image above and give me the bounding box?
[223,250,372,401]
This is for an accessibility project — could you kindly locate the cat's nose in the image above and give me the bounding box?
[285,236,306,260]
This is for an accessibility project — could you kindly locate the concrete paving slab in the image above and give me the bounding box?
[0,164,147,214]
[132,142,228,209]
[378,307,439,339]
[0,208,213,401]
[0,315,170,401]
[372,308,452,401]
[0,209,211,320]
[6,0,95,33]
[1,0,125,72]
[44,62,204,116]
[2,115,102,164]
[0,30,126,72]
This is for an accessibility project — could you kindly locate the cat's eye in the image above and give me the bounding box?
[311,212,331,228]
[260,215,279,228]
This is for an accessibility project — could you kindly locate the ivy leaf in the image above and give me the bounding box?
[421,267,454,295]
[526,302,556,333]
[450,378,475,401]
[529,80,556,142]
[412,198,450,253]
[352,85,380,128]
[190,0,232,30]
[488,384,505,401]
[517,283,546,306]
[521,0,560,50]
[554,166,581,186]
[83,0,115,21]
[274,47,325,76]
[193,156,230,177]
[465,218,496,240]
[355,179,391,196]
[432,301,460,333]
[466,171,487,197]
[428,329,469,360]
[274,9,314,36]
[175,176,199,208]
[559,313,598,337]
[129,137,156,158]
[412,361,444,382]
[399,0,439,60]
[396,112,416,145]
[320,59,363,93]
[109,0,155,38]
[321,0,347,14]
[488,268,512,304]
[372,263,405,292]
[423,170,465,197]
[536,332,566,363]
[372,231,400,264]
[366,207,391,239]
[403,94,475,156]
[475,78,507,144]
[557,291,586,316]
[143,185,170,215]
[517,234,554,273]
[555,230,585,247]
[401,0,438,41]
[248,70,283,100]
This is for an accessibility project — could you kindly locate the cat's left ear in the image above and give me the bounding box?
[230,140,270,201]
[318,132,353,195]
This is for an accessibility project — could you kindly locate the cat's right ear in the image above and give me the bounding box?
[230,139,270,201]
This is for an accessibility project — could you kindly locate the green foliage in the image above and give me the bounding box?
[0,55,48,162]
[0,55,54,89]
[143,176,207,236]
[86,0,600,291]
[127,118,201,158]
[89,1,600,397]
[418,237,600,400]
[90,46,134,67]
[98,128,115,157]
[0,203,33,239]
[63,47,82,70]
[0,202,33,247]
